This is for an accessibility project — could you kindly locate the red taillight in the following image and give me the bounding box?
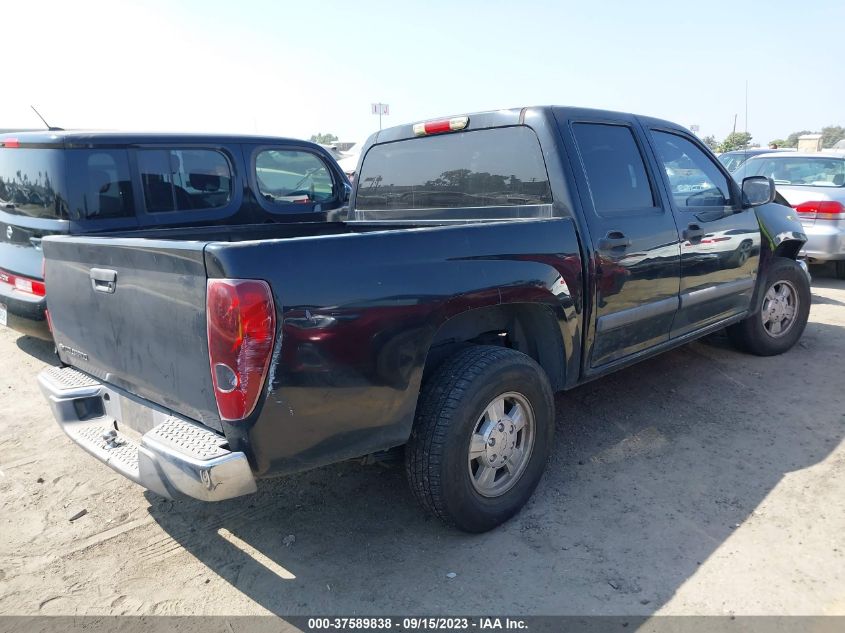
[1,138,20,148]
[412,116,470,136]
[207,279,276,421]
[0,267,46,296]
[794,200,845,220]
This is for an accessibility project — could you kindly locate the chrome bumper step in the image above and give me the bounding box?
[38,366,256,502]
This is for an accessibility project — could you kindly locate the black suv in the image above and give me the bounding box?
[0,132,350,339]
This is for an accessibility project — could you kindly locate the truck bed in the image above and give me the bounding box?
[42,217,584,473]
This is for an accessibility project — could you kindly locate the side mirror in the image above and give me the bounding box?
[742,176,775,208]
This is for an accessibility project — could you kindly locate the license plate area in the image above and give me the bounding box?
[103,388,174,437]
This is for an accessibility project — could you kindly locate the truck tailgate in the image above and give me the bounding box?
[42,236,222,430]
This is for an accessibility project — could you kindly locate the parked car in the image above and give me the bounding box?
[718,148,794,173]
[37,107,810,532]
[0,132,349,339]
[732,152,845,278]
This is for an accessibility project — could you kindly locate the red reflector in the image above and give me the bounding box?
[207,279,276,421]
[1,138,20,148]
[794,200,845,220]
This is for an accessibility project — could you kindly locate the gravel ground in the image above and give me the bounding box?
[1,265,844,617]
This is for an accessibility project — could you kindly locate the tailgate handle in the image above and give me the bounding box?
[90,268,117,294]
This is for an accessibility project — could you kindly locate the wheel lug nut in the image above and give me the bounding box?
[488,438,495,447]
[498,423,505,432]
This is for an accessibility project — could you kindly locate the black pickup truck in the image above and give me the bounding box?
[38,107,810,532]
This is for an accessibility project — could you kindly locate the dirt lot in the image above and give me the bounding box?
[1,266,844,617]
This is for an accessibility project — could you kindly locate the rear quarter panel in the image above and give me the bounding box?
[204,219,583,477]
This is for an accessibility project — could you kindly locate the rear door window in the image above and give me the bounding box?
[66,150,134,220]
[138,149,232,213]
[255,150,337,206]
[355,127,552,214]
[571,123,657,215]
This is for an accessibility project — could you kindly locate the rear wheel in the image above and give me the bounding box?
[727,257,810,356]
[835,261,845,280]
[405,346,555,532]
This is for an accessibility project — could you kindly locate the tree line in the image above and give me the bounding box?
[702,126,845,153]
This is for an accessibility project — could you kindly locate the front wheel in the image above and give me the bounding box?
[405,346,555,532]
[727,257,811,356]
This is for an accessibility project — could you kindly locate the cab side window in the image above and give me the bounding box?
[572,123,656,216]
[651,131,733,210]
[255,150,336,207]
[138,149,232,213]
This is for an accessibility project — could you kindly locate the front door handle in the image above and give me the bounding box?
[90,268,117,294]
[597,231,631,250]
[683,224,706,241]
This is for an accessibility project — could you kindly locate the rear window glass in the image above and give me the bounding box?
[355,127,552,212]
[138,149,232,212]
[256,150,336,205]
[718,153,749,173]
[67,150,134,220]
[0,148,67,219]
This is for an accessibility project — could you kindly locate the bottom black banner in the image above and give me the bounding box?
[1,616,845,633]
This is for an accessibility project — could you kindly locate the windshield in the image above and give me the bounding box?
[0,148,68,219]
[734,156,845,187]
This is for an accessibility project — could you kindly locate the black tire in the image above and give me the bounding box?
[727,257,810,356]
[405,345,555,532]
[835,261,845,280]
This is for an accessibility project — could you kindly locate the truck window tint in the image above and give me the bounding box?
[138,149,232,213]
[0,148,67,219]
[572,123,655,214]
[651,131,733,209]
[67,150,134,220]
[255,150,336,205]
[355,127,552,211]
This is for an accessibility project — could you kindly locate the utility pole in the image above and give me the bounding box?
[744,79,749,144]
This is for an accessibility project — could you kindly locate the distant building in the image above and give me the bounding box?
[797,134,823,153]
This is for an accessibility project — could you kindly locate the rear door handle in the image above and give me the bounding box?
[90,268,117,294]
[597,231,631,250]
[683,224,706,241]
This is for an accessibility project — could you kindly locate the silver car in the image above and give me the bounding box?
[733,153,845,278]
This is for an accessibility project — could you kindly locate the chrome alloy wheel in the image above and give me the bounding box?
[467,392,535,497]
[761,279,799,338]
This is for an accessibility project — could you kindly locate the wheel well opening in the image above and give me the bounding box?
[773,239,803,261]
[423,304,566,391]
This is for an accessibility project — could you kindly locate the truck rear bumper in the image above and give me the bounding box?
[37,366,257,502]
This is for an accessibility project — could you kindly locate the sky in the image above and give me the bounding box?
[3,0,843,147]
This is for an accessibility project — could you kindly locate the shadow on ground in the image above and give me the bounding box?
[15,335,59,365]
[146,311,845,615]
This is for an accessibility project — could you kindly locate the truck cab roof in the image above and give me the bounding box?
[368,105,688,145]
